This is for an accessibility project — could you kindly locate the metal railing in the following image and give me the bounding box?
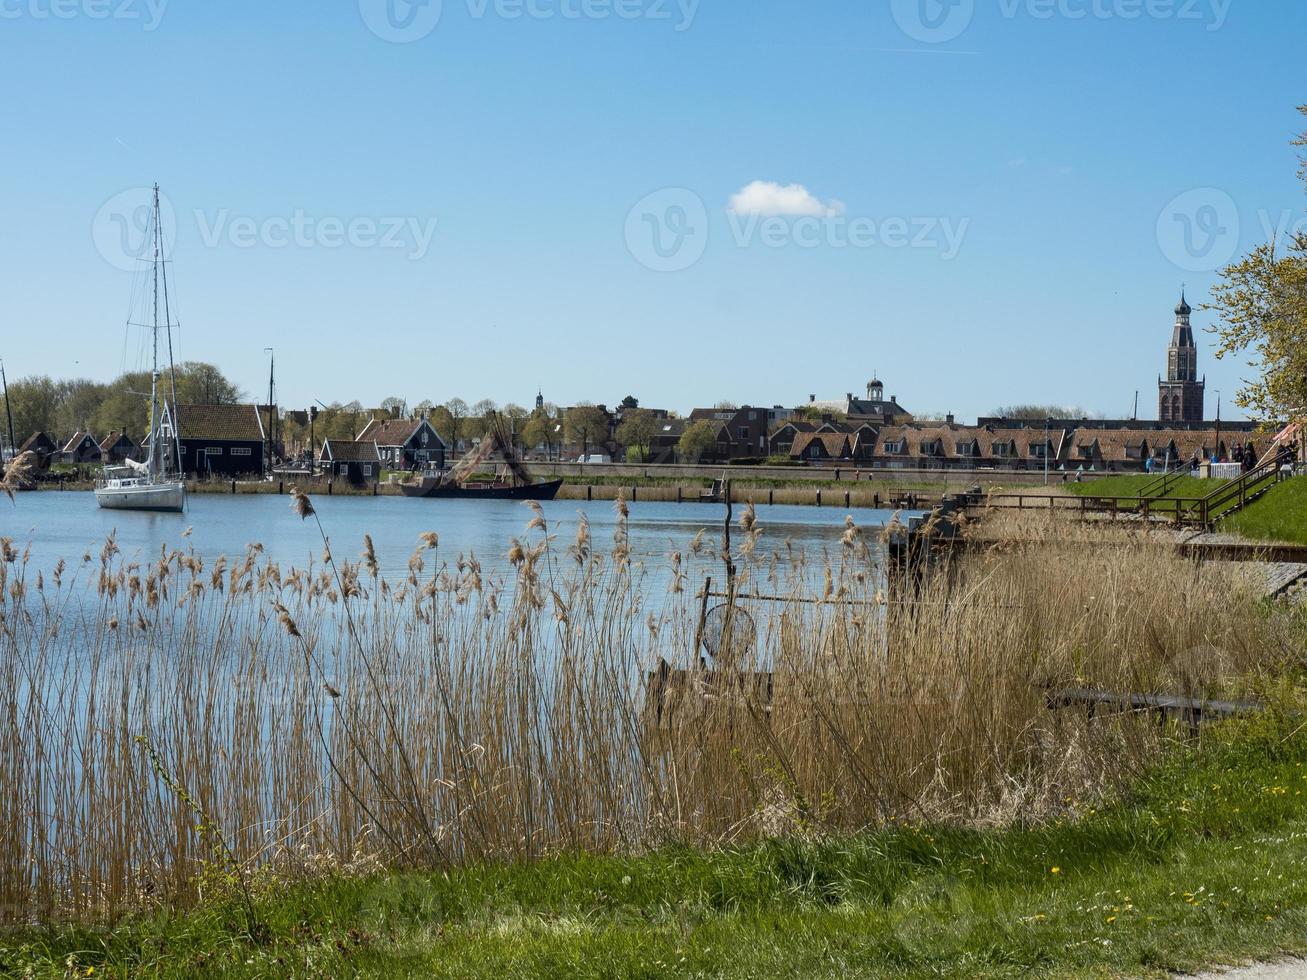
[978,450,1294,528]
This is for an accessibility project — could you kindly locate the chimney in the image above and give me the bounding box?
[946,413,955,426]
[809,394,816,403]
[846,393,853,401]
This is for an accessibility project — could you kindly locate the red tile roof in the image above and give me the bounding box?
[357,418,420,446]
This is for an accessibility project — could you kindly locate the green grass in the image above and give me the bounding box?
[1224,478,1307,545]
[1065,474,1228,514]
[9,711,1307,978]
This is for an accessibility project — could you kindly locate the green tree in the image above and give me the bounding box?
[521,402,560,460]
[58,379,110,435]
[1210,106,1307,424]
[797,405,847,423]
[616,408,657,462]
[380,396,408,419]
[175,362,243,406]
[442,398,469,447]
[2,375,62,439]
[678,420,719,463]
[565,403,609,460]
[502,404,529,450]
[470,399,499,438]
[990,405,1089,421]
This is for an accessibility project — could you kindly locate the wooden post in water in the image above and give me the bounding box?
[693,576,712,669]
[722,481,736,595]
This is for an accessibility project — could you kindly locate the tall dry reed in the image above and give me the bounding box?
[0,499,1296,926]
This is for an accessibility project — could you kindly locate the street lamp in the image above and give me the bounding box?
[1214,390,1222,465]
[1043,417,1050,486]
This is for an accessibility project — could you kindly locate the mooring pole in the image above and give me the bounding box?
[693,576,712,668]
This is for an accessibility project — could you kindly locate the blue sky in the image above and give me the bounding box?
[1,0,1303,421]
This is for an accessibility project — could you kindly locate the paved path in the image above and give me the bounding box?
[1192,961,1307,979]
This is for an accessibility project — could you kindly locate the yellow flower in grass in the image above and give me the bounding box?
[1050,866,1062,875]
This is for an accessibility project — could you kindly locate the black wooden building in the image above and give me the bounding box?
[320,439,382,485]
[165,404,267,477]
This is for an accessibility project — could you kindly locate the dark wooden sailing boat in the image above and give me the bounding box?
[401,415,562,501]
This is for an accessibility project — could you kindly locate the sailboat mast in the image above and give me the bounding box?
[0,359,16,465]
[148,183,162,479]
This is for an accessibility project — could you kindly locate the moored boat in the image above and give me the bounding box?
[401,477,562,500]
[93,184,187,515]
[400,415,561,501]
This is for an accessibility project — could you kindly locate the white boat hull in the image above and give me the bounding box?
[95,480,186,513]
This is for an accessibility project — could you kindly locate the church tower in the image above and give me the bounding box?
[1158,292,1205,422]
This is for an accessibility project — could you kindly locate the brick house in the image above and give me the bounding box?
[687,406,787,461]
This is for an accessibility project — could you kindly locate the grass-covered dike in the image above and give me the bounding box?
[7,710,1307,978]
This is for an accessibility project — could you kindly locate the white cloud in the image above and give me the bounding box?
[727,180,845,218]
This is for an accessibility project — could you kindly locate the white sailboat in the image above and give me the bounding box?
[95,184,187,514]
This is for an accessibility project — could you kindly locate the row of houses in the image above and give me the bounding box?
[13,395,1262,480]
[762,417,1260,472]
[15,406,451,483]
[20,430,143,467]
[17,405,271,476]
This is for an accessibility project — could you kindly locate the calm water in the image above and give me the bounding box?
[3,492,912,582]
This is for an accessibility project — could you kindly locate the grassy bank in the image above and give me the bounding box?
[8,713,1307,978]
[1225,478,1307,546]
